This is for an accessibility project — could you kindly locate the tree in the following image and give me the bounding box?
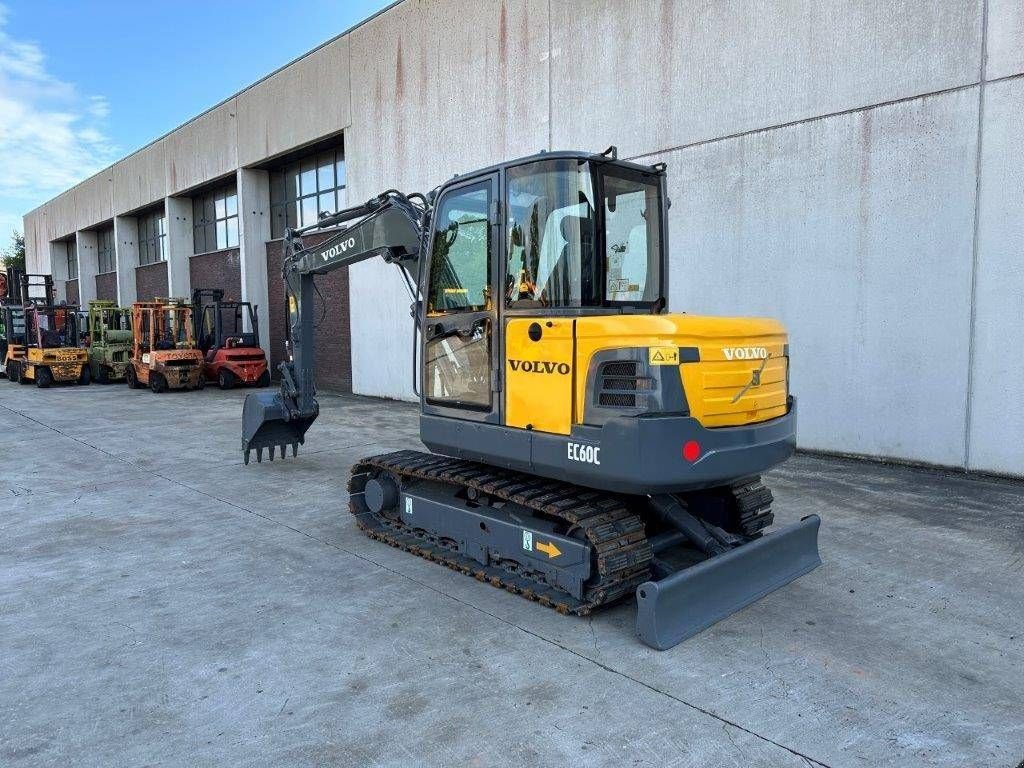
[1,230,25,273]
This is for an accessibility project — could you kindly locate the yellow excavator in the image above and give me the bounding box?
[243,148,821,649]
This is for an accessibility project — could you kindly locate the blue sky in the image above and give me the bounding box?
[0,0,394,246]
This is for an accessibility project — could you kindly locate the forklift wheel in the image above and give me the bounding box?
[195,375,206,391]
[125,367,139,389]
[16,364,29,385]
[96,366,109,385]
[151,373,168,394]
[257,370,271,388]
[78,366,91,385]
[217,369,235,390]
[35,367,52,388]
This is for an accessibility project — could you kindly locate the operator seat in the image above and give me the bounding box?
[542,214,594,305]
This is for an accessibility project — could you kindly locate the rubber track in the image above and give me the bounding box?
[347,450,654,615]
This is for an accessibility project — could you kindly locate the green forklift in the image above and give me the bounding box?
[85,300,133,383]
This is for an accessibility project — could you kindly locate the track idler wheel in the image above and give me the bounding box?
[363,474,400,516]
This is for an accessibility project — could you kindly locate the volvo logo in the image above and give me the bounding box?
[722,346,768,361]
[508,359,571,375]
[321,237,357,261]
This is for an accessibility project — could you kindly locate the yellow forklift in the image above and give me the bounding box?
[4,271,89,387]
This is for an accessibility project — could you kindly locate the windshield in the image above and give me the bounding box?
[505,159,662,309]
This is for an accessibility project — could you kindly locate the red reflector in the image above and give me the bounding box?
[682,440,701,462]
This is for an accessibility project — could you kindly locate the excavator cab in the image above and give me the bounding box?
[243,150,821,649]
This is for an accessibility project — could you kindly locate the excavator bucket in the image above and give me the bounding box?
[241,392,317,464]
[635,515,821,650]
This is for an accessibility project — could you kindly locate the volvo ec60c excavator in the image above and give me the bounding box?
[243,149,821,649]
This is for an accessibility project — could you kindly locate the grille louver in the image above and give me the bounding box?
[597,360,653,409]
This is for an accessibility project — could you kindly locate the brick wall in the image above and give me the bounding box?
[136,262,169,301]
[266,233,351,392]
[95,272,117,302]
[189,248,242,300]
[65,279,79,306]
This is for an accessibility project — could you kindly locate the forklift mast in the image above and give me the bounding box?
[191,287,261,351]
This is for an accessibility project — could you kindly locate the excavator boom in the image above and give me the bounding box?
[242,191,426,463]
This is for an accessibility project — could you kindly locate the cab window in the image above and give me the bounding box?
[505,159,598,308]
[427,183,491,314]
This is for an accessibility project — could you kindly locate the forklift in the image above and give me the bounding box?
[85,300,133,383]
[191,288,270,389]
[11,303,89,387]
[126,298,204,392]
[0,267,28,380]
[3,271,89,387]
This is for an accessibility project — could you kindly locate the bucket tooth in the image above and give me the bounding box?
[244,449,251,466]
[257,448,264,463]
[241,392,317,466]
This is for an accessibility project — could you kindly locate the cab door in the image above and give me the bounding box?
[421,175,499,422]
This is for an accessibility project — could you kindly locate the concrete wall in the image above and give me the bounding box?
[21,0,1024,475]
[236,38,351,166]
[967,77,1024,475]
[653,90,979,465]
[548,0,982,158]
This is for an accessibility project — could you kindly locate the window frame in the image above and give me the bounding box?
[96,226,116,274]
[420,174,498,415]
[425,181,493,316]
[138,210,167,267]
[269,147,347,238]
[66,240,78,279]
[192,185,239,255]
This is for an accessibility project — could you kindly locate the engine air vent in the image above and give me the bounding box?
[597,360,653,409]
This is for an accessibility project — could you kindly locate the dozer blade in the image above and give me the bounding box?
[635,515,821,650]
[241,392,315,465]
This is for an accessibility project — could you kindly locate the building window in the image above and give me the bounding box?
[66,240,78,278]
[139,210,167,266]
[193,185,239,254]
[270,147,346,238]
[97,227,116,273]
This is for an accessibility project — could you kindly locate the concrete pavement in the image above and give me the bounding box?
[1,383,1022,767]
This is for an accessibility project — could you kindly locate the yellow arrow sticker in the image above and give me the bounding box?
[535,540,562,559]
[648,346,679,365]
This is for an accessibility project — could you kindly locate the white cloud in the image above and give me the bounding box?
[0,2,118,235]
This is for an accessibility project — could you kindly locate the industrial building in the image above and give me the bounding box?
[22,0,1023,476]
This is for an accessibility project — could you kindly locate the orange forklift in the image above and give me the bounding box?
[191,288,270,389]
[126,298,204,392]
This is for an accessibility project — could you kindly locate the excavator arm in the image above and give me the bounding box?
[242,190,428,463]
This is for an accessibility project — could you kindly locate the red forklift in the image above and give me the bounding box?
[191,288,270,389]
